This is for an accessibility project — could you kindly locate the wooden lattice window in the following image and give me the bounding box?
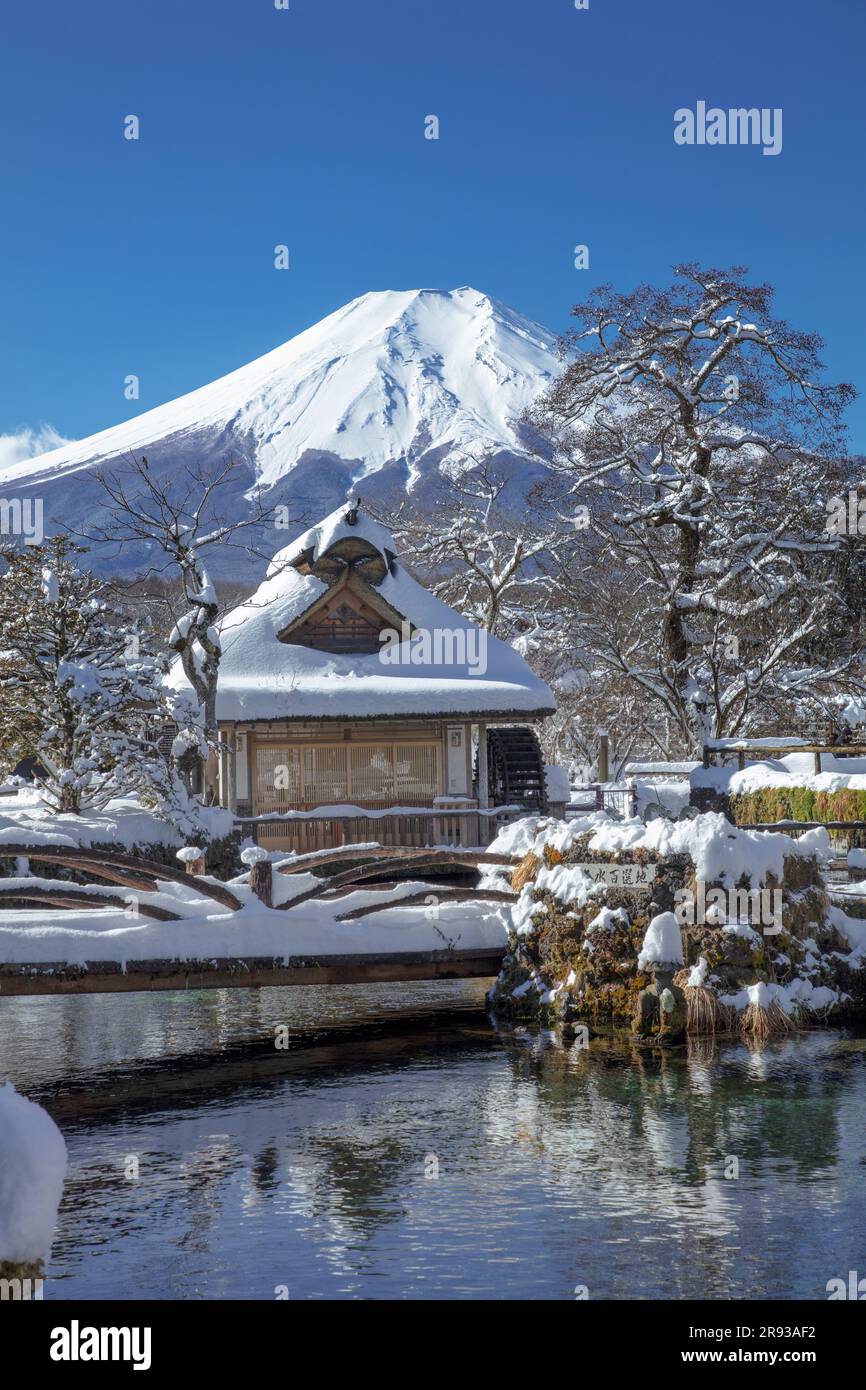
[303,745,349,803]
[254,741,441,810]
[255,745,301,810]
[350,744,393,800]
[394,743,439,799]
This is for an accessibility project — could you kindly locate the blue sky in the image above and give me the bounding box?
[2,0,864,450]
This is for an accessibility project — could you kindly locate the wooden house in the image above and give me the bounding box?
[172,502,556,851]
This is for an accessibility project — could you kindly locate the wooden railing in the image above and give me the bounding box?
[237,805,524,853]
[0,844,242,916]
[702,741,866,774]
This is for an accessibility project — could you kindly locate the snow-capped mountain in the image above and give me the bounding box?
[0,287,561,574]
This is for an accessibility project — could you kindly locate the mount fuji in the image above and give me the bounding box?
[0,287,562,575]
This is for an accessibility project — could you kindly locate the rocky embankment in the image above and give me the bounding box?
[485,812,866,1042]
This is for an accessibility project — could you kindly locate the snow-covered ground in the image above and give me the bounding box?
[0,787,233,852]
[634,777,691,819]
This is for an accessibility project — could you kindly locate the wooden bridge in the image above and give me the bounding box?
[0,842,516,997]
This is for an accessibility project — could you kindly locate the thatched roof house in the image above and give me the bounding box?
[172,501,555,850]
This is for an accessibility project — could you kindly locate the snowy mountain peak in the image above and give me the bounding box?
[0,287,561,574]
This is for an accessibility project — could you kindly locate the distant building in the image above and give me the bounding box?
[169,502,556,851]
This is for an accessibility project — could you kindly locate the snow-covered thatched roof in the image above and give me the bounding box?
[276,503,396,572]
[168,502,555,723]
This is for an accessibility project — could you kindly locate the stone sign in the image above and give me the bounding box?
[575,862,657,889]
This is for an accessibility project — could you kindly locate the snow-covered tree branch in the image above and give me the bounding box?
[526,263,863,752]
[86,455,272,797]
[0,537,203,822]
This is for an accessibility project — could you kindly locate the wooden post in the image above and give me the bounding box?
[814,750,822,775]
[477,722,490,847]
[250,859,273,908]
[477,722,489,807]
[178,846,206,876]
[226,726,237,815]
[598,731,609,784]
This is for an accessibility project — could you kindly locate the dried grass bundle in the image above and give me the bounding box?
[675,966,735,1036]
[685,985,736,1035]
[511,852,540,893]
[740,996,796,1039]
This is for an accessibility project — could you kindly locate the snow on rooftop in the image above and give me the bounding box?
[169,506,555,721]
[268,501,395,574]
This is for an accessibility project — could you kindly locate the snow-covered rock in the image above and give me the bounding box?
[490,809,831,888]
[0,1084,67,1269]
[638,913,684,970]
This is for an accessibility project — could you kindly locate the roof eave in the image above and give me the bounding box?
[216,705,557,724]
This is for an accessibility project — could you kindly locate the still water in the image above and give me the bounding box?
[2,982,864,1300]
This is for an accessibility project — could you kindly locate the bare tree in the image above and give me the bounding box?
[0,537,200,821]
[87,455,272,797]
[383,457,579,637]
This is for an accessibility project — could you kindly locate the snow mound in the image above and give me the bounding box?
[687,955,709,987]
[638,913,684,970]
[490,810,829,887]
[0,1084,67,1266]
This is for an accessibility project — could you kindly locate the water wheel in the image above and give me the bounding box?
[484,726,547,813]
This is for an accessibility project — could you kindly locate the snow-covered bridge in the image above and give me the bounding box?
[0,843,515,997]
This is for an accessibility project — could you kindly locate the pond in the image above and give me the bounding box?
[2,982,864,1300]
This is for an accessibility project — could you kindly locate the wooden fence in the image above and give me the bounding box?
[702,741,866,774]
[237,805,524,853]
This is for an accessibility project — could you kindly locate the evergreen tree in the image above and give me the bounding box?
[0,537,202,820]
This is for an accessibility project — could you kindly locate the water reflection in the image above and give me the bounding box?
[1,986,863,1300]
